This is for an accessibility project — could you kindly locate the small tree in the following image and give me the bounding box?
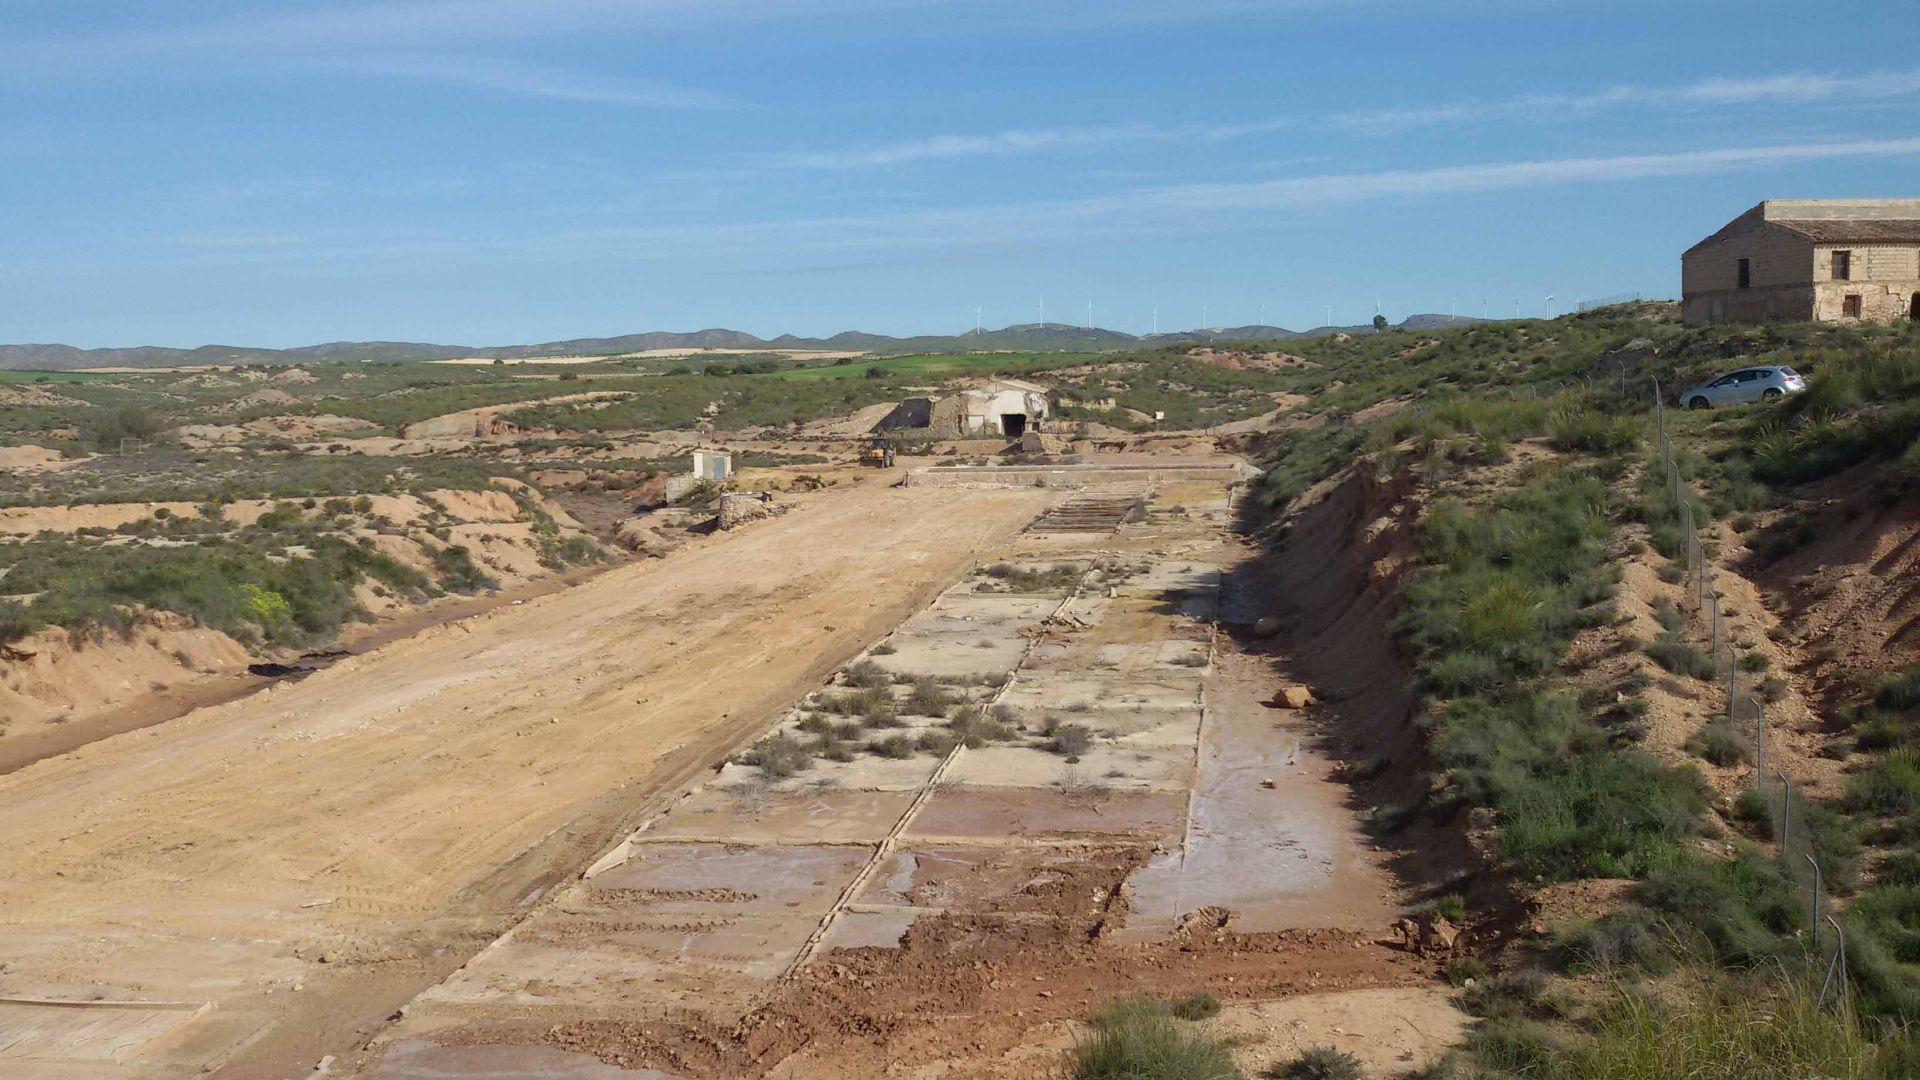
[1372,314,1389,331]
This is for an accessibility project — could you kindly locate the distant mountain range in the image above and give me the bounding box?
[0,315,1492,371]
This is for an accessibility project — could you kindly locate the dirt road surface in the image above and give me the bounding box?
[0,479,1052,1078]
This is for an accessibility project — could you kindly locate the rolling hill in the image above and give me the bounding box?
[0,315,1497,370]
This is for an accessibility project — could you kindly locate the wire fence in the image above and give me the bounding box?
[1653,377,1850,1006]
[1576,291,1644,313]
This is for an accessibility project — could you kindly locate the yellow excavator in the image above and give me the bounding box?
[862,436,896,468]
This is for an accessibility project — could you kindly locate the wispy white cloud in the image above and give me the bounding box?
[1332,70,1920,133]
[766,70,1920,170]
[767,119,1294,169]
[9,0,1363,60]
[145,136,1920,267]
[334,54,739,110]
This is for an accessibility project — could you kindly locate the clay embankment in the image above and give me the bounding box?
[0,480,602,757]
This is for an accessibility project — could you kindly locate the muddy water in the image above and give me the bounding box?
[1117,650,1398,937]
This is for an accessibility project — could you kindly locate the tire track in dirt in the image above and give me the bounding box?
[0,481,1054,1077]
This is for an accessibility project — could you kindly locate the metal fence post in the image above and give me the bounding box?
[1807,854,1822,933]
[1776,768,1790,844]
[1819,915,1849,1010]
[1711,592,1721,656]
[1752,694,1763,788]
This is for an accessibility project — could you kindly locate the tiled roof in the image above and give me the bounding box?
[1772,219,1920,243]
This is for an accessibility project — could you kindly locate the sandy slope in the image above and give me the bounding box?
[0,478,1051,1076]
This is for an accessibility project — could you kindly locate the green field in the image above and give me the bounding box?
[762,352,1094,382]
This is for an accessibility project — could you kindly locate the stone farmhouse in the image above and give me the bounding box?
[1682,199,1920,326]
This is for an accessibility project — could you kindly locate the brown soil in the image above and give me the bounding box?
[1187,349,1318,372]
[1749,471,1920,702]
[0,477,1049,1077]
[0,483,606,752]
[465,851,1432,1078]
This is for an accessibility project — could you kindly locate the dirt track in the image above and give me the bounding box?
[0,478,1052,1077]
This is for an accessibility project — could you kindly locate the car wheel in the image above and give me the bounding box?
[1687,396,1710,410]
[1763,388,1782,399]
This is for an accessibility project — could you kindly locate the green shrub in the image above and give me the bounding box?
[1070,998,1236,1080]
[946,705,1017,748]
[742,733,813,778]
[1878,666,1920,713]
[1555,906,1673,972]
[1686,720,1750,767]
[906,678,958,716]
[1276,1045,1360,1079]
[431,544,495,594]
[867,734,915,759]
[1466,1017,1563,1076]
[1870,1028,1920,1078]
[1734,787,1775,831]
[1462,968,1567,1022]
[1645,632,1715,679]
[82,404,166,451]
[1049,723,1095,756]
[1447,955,1489,987]
[1167,990,1221,1021]
[1849,748,1920,817]
[1852,711,1906,752]
[1547,405,1640,456]
[982,562,1082,592]
[1650,596,1686,634]
[914,730,959,756]
[0,599,41,644]
[1637,850,1799,965]
[1525,972,1869,1078]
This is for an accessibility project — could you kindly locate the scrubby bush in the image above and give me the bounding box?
[1528,971,1870,1078]
[1555,906,1673,972]
[1070,998,1235,1080]
[1645,632,1715,679]
[906,677,958,716]
[742,733,813,778]
[1686,720,1750,767]
[1155,990,1216,1021]
[946,705,1017,748]
[1848,748,1920,817]
[981,562,1081,592]
[866,733,915,759]
[1547,404,1640,456]
[1276,1045,1360,1079]
[431,544,495,594]
[82,404,166,452]
[1637,849,1800,965]
[1049,723,1095,756]
[1446,955,1489,987]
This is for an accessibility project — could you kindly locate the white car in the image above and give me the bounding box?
[1679,365,1806,409]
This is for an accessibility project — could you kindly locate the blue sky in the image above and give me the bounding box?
[3,1,1918,348]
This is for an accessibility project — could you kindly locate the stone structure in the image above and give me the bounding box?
[1682,199,1920,326]
[716,491,781,530]
[665,449,734,501]
[874,379,1050,438]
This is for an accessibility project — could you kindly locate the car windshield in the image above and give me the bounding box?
[1779,366,1800,376]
